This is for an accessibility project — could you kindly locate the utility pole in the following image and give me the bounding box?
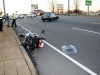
[86,0,92,16]
[87,5,89,15]
[68,0,70,16]
[3,0,6,15]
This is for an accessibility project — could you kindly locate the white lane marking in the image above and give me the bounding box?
[17,24,29,31]
[92,22,100,24]
[68,20,100,24]
[72,27,100,35]
[43,40,97,75]
[17,23,97,75]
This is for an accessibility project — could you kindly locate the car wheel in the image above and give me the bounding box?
[43,20,45,22]
[50,19,52,21]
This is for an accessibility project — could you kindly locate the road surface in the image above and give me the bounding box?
[14,16,100,75]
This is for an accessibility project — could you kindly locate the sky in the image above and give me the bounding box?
[0,0,100,15]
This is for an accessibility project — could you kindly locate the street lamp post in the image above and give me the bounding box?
[3,0,6,15]
[68,0,70,16]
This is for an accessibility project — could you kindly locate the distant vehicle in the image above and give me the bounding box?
[37,13,44,16]
[17,14,24,18]
[96,12,100,15]
[41,12,59,22]
[27,13,36,18]
[89,12,96,15]
[98,13,100,15]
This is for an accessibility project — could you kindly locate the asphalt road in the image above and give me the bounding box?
[14,16,100,75]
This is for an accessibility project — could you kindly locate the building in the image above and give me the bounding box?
[31,9,44,15]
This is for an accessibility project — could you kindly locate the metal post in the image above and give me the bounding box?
[3,0,6,15]
[87,5,89,15]
[68,0,70,16]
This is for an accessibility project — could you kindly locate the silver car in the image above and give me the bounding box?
[27,13,36,18]
[17,14,24,18]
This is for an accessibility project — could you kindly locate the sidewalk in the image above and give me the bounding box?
[0,23,37,75]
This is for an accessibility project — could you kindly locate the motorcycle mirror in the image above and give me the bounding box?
[41,29,45,40]
[41,29,45,33]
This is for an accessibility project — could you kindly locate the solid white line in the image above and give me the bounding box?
[43,40,97,75]
[72,27,100,35]
[16,23,97,75]
[17,23,29,31]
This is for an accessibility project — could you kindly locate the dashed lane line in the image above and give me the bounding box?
[72,27,100,35]
[68,20,100,25]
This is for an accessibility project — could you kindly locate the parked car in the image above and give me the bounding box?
[89,12,96,15]
[27,13,36,18]
[96,12,100,15]
[17,14,24,18]
[41,12,59,22]
[37,13,44,16]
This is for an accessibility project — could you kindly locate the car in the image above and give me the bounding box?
[17,14,24,18]
[89,12,96,15]
[27,13,36,18]
[96,12,100,15]
[37,13,44,16]
[41,12,59,22]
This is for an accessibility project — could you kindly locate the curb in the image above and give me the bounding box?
[11,28,38,75]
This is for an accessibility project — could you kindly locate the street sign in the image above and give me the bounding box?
[86,0,92,6]
[57,4,63,10]
[31,4,38,11]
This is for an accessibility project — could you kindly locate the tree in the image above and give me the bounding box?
[48,0,58,13]
[65,10,73,14]
[73,9,84,15]
[73,0,80,15]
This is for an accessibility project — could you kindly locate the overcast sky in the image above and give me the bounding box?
[0,0,100,15]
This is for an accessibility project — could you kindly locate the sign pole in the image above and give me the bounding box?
[86,0,92,15]
[87,5,89,15]
[68,0,70,16]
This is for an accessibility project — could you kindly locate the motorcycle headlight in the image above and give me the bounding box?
[26,33,33,38]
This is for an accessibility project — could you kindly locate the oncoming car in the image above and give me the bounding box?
[41,12,59,22]
[27,13,36,18]
[17,14,24,18]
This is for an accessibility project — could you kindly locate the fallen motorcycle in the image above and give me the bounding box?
[18,30,44,50]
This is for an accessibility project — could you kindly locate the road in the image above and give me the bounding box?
[14,16,100,75]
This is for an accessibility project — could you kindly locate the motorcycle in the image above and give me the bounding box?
[18,30,44,50]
